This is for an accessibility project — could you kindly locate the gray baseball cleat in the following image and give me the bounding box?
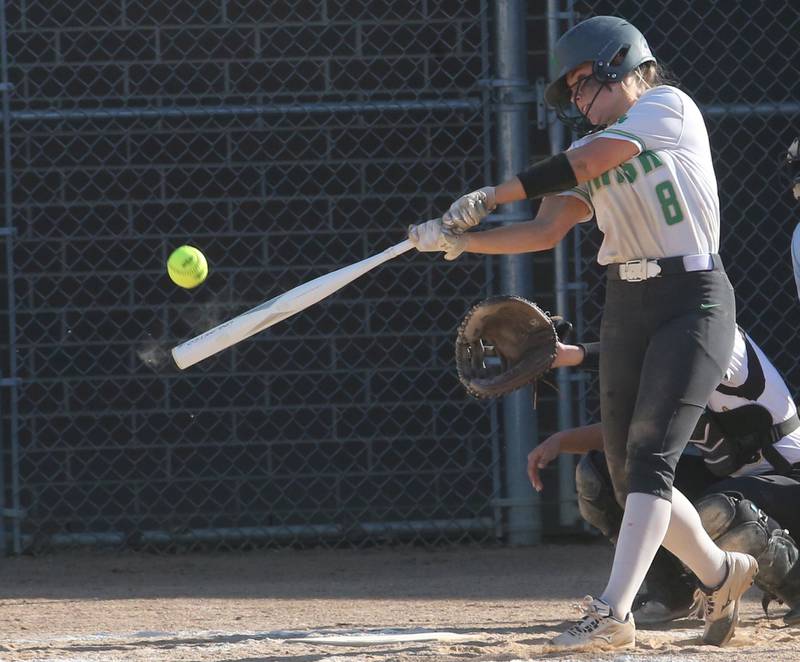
[696,551,759,646]
[548,596,635,651]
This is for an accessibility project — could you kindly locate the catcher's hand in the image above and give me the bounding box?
[455,295,557,399]
[527,433,562,492]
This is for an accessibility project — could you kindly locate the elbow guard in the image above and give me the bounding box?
[516,152,578,199]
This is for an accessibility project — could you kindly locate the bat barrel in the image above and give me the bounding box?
[171,319,247,370]
[170,239,414,369]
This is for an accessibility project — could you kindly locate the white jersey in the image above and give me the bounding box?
[559,85,721,265]
[702,327,800,476]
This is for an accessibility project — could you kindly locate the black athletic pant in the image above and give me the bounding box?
[600,266,736,503]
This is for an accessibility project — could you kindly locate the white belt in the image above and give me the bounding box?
[615,253,716,282]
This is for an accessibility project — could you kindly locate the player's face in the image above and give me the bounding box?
[565,62,633,126]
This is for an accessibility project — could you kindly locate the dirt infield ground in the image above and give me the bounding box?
[1,542,798,661]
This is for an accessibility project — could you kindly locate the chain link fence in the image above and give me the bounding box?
[566,0,800,425]
[2,0,798,555]
[0,0,513,554]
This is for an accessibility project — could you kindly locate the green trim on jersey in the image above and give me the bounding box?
[602,128,646,152]
[569,186,593,207]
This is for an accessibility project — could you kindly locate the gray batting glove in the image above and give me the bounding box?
[408,219,467,261]
[442,186,496,233]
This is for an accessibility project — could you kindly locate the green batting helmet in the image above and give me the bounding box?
[545,16,656,112]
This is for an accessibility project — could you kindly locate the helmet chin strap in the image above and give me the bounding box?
[554,80,614,135]
[578,84,609,131]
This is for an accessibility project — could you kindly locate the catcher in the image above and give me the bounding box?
[519,322,800,627]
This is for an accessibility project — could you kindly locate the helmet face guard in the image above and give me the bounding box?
[551,76,612,135]
[545,16,656,133]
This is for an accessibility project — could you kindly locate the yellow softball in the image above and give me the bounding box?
[167,245,208,289]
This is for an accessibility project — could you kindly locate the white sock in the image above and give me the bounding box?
[661,487,727,588]
[600,492,671,619]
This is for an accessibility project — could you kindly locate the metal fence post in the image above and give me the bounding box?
[494,0,539,544]
[547,0,581,529]
[0,0,21,555]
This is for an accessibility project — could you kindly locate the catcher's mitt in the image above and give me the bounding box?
[455,295,558,399]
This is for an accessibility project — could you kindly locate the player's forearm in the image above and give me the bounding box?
[494,178,528,205]
[463,220,560,255]
[556,423,604,454]
[553,343,586,368]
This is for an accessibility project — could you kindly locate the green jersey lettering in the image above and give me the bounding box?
[615,162,637,184]
[637,150,664,174]
[592,170,611,190]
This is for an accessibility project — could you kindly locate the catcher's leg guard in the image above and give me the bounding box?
[757,529,800,624]
[575,450,623,542]
[695,491,773,557]
[694,491,800,621]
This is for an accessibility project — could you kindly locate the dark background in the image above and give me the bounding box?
[0,0,796,552]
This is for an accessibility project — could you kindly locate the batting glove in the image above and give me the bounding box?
[442,186,496,233]
[408,219,467,261]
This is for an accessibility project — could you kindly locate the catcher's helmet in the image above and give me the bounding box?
[545,16,655,131]
[786,137,800,200]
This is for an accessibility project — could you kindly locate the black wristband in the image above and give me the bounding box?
[516,152,578,199]
[576,341,600,371]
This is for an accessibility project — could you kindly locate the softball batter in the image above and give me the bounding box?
[409,15,756,651]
